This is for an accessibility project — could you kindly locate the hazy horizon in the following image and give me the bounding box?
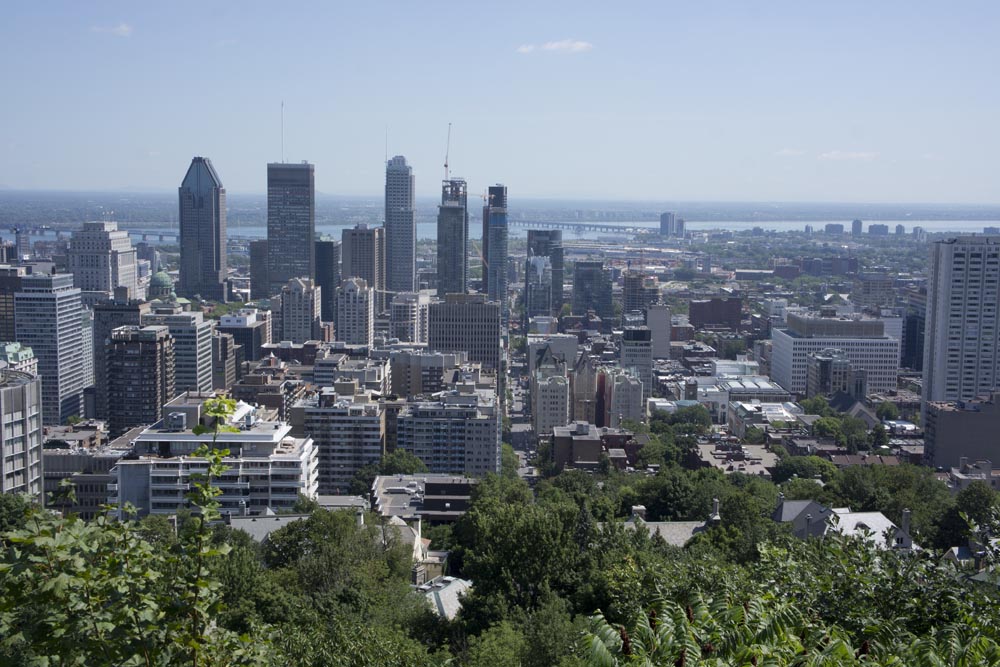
[2,2,999,202]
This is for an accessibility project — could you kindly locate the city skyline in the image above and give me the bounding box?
[1,3,999,203]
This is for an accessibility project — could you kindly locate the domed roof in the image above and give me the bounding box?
[150,271,174,289]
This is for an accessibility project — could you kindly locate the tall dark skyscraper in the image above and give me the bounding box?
[385,156,415,294]
[483,184,509,316]
[178,157,227,301]
[314,239,341,323]
[526,229,564,314]
[572,260,614,321]
[437,179,469,297]
[267,162,315,294]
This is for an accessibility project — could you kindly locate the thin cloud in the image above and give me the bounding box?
[542,39,593,53]
[775,148,806,157]
[92,22,133,37]
[818,150,879,162]
[517,39,593,54]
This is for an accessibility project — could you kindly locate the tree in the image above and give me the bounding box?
[0,494,32,533]
[956,480,998,529]
[349,449,428,495]
[465,622,527,667]
[876,401,900,421]
[771,455,838,484]
[0,446,270,666]
[813,416,843,440]
[501,443,520,479]
[871,423,889,450]
[799,395,834,417]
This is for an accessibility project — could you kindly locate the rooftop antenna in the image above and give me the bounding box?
[443,122,452,181]
[281,101,285,163]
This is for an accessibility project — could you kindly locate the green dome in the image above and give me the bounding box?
[150,271,174,289]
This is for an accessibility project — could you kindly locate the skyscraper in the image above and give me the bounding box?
[923,236,1000,403]
[524,256,553,324]
[385,156,416,294]
[249,240,270,299]
[267,162,315,294]
[92,297,151,419]
[437,179,469,297]
[67,222,139,301]
[0,265,27,341]
[660,212,685,237]
[178,157,227,301]
[483,184,509,315]
[105,325,175,437]
[314,239,341,322]
[142,305,213,395]
[14,274,85,424]
[572,260,614,321]
[341,224,385,311]
[526,230,564,313]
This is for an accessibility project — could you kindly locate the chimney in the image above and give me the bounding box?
[805,513,812,537]
[355,507,364,527]
[631,505,646,521]
[708,497,721,525]
[776,492,785,512]
[960,456,969,471]
[239,499,249,517]
[901,508,911,535]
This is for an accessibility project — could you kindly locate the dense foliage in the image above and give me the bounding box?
[2,437,1000,665]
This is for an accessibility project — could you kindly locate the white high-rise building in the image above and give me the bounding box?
[602,368,644,428]
[336,277,374,347]
[532,371,570,437]
[142,305,214,395]
[924,236,1000,403]
[0,366,43,496]
[389,292,430,343]
[15,274,85,424]
[771,312,900,395]
[621,327,654,401]
[385,156,416,294]
[279,277,322,344]
[67,222,139,301]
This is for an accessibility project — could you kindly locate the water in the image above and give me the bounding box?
[3,219,995,246]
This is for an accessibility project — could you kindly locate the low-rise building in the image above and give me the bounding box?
[110,395,318,517]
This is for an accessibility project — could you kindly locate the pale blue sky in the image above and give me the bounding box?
[1,1,998,202]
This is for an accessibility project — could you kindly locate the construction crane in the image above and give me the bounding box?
[443,122,452,181]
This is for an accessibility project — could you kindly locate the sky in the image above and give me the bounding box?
[1,1,999,203]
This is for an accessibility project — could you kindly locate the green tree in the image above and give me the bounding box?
[771,455,838,484]
[501,443,520,479]
[871,423,889,450]
[465,622,527,667]
[876,401,900,421]
[0,446,269,666]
